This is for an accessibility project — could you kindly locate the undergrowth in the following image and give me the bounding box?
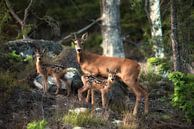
[63,111,107,127]
[168,72,194,122]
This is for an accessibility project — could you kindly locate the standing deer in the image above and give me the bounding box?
[78,68,119,110]
[35,49,70,95]
[73,33,148,115]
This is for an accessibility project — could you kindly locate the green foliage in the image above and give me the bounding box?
[27,120,48,129]
[168,72,194,122]
[140,57,172,88]
[63,111,107,127]
[147,57,171,75]
[8,50,33,62]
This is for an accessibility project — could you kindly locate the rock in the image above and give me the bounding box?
[112,119,123,127]
[69,107,89,114]
[33,67,81,93]
[54,46,80,69]
[3,39,63,58]
[73,127,85,129]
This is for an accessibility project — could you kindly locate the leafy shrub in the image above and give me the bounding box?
[147,57,171,75]
[63,111,107,127]
[8,50,33,62]
[27,120,47,129]
[168,72,194,122]
[140,57,172,89]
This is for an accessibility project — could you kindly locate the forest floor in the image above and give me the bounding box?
[0,85,194,129]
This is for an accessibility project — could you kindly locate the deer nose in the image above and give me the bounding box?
[77,49,81,52]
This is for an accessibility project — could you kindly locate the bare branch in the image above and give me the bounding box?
[58,17,102,44]
[4,0,23,25]
[23,0,33,23]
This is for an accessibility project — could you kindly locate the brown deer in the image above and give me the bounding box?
[78,68,119,110]
[73,33,148,115]
[35,49,70,95]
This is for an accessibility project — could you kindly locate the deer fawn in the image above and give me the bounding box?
[78,68,118,110]
[73,33,148,115]
[35,49,70,95]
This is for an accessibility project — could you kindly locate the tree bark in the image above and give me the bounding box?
[149,0,164,58]
[170,0,182,71]
[101,0,125,58]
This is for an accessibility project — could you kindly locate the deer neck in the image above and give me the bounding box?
[76,51,84,64]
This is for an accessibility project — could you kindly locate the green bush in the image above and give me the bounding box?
[27,120,47,129]
[147,57,171,75]
[8,50,33,62]
[168,72,194,122]
[140,57,171,88]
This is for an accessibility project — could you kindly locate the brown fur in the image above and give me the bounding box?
[74,33,148,115]
[35,50,71,95]
[78,69,118,111]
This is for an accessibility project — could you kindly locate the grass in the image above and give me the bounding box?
[63,111,107,127]
[120,112,139,129]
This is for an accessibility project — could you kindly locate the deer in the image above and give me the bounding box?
[78,68,119,110]
[73,33,148,115]
[35,49,71,95]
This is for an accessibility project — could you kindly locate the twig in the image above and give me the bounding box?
[23,0,33,23]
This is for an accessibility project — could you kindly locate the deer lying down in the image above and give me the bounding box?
[78,68,118,110]
[35,49,71,95]
[73,33,148,115]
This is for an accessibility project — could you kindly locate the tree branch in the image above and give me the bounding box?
[23,0,33,23]
[4,0,23,25]
[58,17,102,44]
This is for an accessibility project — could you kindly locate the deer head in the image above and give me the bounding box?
[106,68,119,82]
[73,33,88,53]
[35,49,46,62]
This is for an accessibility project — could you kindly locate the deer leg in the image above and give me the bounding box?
[123,79,142,116]
[91,89,95,113]
[78,85,90,101]
[101,90,106,109]
[66,80,71,96]
[133,92,141,116]
[86,89,91,104]
[53,75,61,94]
[42,75,48,94]
[141,86,149,114]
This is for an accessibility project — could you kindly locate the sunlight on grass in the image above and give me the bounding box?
[63,111,107,127]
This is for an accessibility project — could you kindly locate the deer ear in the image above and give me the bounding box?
[81,33,88,41]
[42,48,46,54]
[115,68,120,73]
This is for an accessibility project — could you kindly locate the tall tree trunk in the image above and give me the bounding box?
[170,0,182,71]
[177,1,192,72]
[101,0,125,58]
[149,0,164,58]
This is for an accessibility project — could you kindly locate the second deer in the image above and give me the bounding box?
[78,68,119,110]
[35,49,71,95]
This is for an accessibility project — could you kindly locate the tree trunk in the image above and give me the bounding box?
[149,0,164,58]
[101,0,125,58]
[170,0,182,71]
